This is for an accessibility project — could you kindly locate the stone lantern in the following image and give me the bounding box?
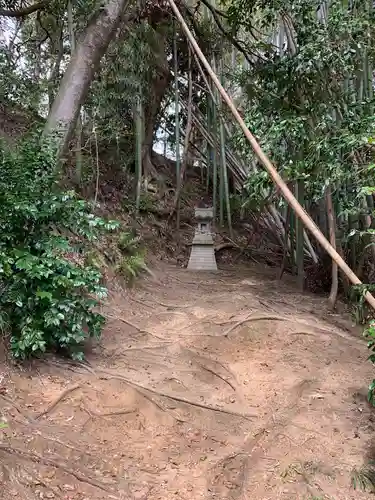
[187,207,217,271]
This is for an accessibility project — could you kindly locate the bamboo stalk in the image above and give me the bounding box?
[266,205,286,248]
[168,0,375,311]
[163,130,167,157]
[183,99,315,262]
[289,200,296,275]
[304,230,318,264]
[134,93,143,215]
[171,45,193,222]
[173,22,181,229]
[162,122,208,167]
[279,203,291,280]
[182,102,246,183]
[181,100,247,181]
[211,63,218,221]
[296,179,305,290]
[184,102,314,262]
[217,60,225,226]
[193,52,248,174]
[218,65,232,236]
[206,95,211,192]
[326,185,338,310]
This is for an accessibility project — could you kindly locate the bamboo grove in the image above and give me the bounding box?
[0,0,375,315]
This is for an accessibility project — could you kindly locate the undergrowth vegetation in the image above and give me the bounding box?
[116,230,147,286]
[0,140,119,360]
[351,461,375,494]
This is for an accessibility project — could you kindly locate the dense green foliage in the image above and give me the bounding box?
[225,0,375,400]
[2,2,375,493]
[0,140,118,359]
[233,1,374,207]
[1,2,375,401]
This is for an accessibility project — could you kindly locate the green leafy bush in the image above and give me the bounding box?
[0,140,119,360]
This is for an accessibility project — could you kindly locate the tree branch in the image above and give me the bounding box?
[0,1,46,18]
[199,0,229,19]
[184,5,205,40]
[198,0,256,65]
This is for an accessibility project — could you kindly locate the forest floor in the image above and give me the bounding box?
[1,262,375,500]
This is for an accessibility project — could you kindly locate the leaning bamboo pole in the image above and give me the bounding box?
[167,0,375,311]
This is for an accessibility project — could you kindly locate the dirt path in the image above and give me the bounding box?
[1,264,375,500]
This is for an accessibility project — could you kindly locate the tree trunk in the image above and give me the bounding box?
[142,26,171,179]
[296,179,305,291]
[170,45,193,228]
[134,93,144,215]
[44,0,131,156]
[326,186,338,310]
[48,32,65,110]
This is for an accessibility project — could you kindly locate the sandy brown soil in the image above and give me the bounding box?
[1,263,375,500]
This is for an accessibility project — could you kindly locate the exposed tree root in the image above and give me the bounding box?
[153,310,187,318]
[28,428,93,457]
[195,362,236,392]
[222,314,288,337]
[290,331,318,337]
[106,343,175,354]
[25,469,65,499]
[35,384,81,420]
[46,358,98,377]
[12,414,96,459]
[84,406,136,418]
[0,394,35,422]
[147,299,193,309]
[129,296,156,309]
[94,367,256,420]
[0,445,118,494]
[131,388,188,422]
[54,362,187,423]
[220,313,364,345]
[105,313,167,340]
[3,465,36,500]
[176,319,212,332]
[184,348,237,382]
[169,275,201,286]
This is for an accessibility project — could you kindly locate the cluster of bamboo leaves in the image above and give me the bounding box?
[222,0,375,294]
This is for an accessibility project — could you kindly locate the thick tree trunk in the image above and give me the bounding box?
[142,27,170,179]
[47,33,65,110]
[44,0,130,156]
[170,46,193,227]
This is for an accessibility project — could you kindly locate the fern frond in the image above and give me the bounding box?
[351,462,375,493]
[116,253,146,286]
[117,231,141,253]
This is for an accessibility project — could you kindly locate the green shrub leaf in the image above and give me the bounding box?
[0,139,116,359]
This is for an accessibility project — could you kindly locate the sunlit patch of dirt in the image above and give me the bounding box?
[0,264,373,500]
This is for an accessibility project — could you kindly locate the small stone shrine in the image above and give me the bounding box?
[187,207,217,271]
